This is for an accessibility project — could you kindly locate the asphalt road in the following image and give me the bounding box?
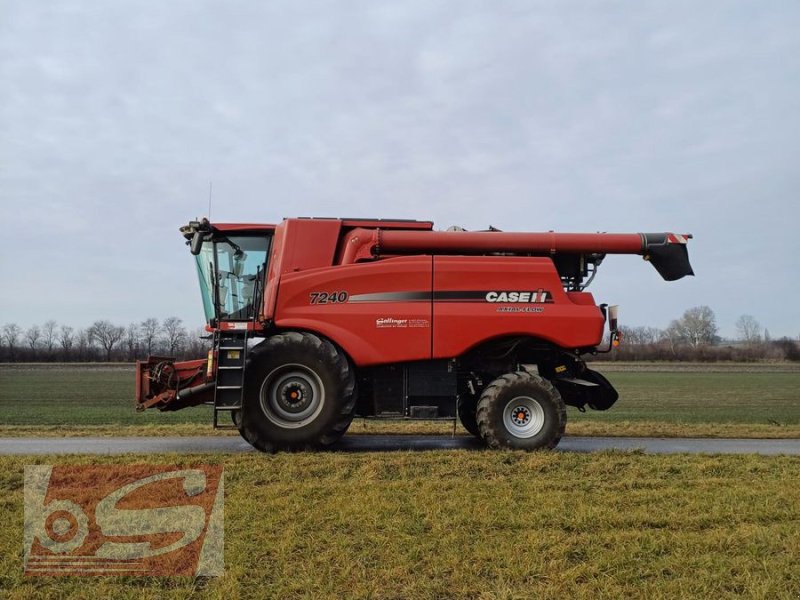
[1,435,799,455]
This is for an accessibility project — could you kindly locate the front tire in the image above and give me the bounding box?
[476,371,566,450]
[239,332,356,452]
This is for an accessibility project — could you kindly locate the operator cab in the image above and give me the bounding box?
[181,219,274,325]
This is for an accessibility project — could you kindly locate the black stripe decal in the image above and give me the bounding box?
[348,291,553,303]
[348,292,431,303]
[433,291,487,302]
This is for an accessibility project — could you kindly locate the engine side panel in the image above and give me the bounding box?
[358,360,457,418]
[432,256,605,358]
[273,256,433,366]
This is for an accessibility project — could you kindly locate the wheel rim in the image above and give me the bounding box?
[502,396,546,438]
[259,364,325,428]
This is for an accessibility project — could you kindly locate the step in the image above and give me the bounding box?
[217,385,243,390]
[218,366,243,370]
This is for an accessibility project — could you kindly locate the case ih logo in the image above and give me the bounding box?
[23,465,223,576]
[485,290,553,303]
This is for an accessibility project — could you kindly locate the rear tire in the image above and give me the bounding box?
[238,332,356,452]
[476,371,566,450]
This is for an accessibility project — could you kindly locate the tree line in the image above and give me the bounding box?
[0,318,210,363]
[606,306,800,362]
[1,306,798,363]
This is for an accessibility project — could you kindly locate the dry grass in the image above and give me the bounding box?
[566,420,800,439]
[1,451,799,599]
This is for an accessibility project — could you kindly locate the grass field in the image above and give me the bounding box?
[1,364,799,438]
[1,451,799,599]
[0,366,212,427]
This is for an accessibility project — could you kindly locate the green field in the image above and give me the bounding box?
[1,452,799,599]
[0,366,212,426]
[574,371,800,425]
[1,364,799,436]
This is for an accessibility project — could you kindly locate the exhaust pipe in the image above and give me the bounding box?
[596,305,621,353]
[607,305,619,334]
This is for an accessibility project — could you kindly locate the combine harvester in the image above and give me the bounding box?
[136,217,693,451]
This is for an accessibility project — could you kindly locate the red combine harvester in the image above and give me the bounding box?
[136,217,693,451]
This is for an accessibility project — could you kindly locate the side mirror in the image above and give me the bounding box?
[233,250,247,276]
[190,231,204,255]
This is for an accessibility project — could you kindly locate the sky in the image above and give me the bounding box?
[1,1,798,339]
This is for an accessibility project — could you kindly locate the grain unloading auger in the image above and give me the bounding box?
[136,217,693,451]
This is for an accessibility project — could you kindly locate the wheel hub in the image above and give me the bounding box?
[511,406,531,426]
[259,365,326,428]
[503,396,546,438]
[277,380,313,413]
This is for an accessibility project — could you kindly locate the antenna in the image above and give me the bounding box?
[207,182,213,220]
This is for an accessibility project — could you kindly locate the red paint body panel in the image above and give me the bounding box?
[280,219,343,273]
[566,291,597,306]
[264,219,350,320]
[432,257,604,358]
[273,256,433,366]
[270,254,605,367]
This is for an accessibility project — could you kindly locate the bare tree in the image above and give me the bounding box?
[2,323,21,361]
[661,322,682,356]
[25,325,42,358]
[75,328,90,361]
[641,326,663,345]
[43,320,58,358]
[670,306,718,348]
[622,326,662,346]
[735,315,762,346]
[125,323,140,361]
[140,318,159,356]
[162,317,186,356]
[88,320,125,361]
[58,325,74,360]
[185,327,211,357]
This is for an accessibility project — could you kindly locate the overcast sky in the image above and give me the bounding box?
[1,1,798,339]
